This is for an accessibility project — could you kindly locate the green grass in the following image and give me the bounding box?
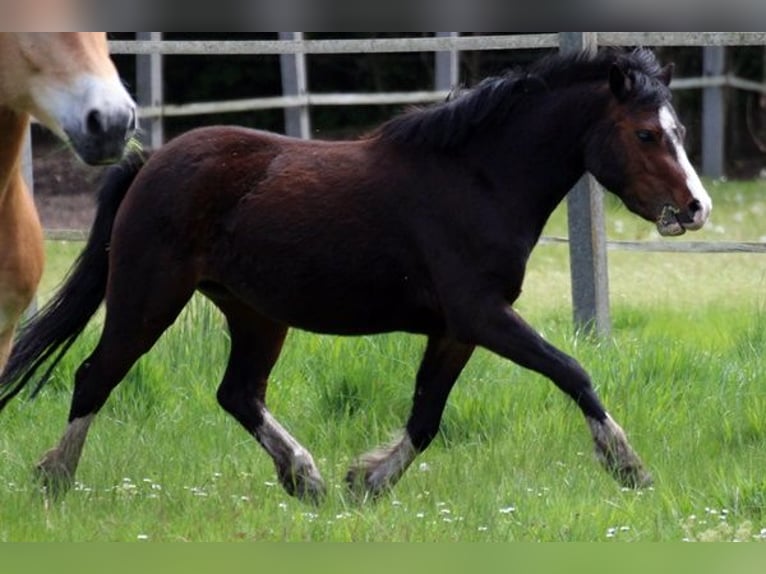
[2,179,766,541]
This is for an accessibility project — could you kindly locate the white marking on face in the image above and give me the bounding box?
[30,73,136,141]
[659,105,712,229]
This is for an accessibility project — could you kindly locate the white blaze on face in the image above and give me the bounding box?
[30,73,135,141]
[659,105,712,229]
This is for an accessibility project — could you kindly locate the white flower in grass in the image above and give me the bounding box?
[499,506,516,514]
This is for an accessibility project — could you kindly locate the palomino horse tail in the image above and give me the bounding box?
[0,153,147,412]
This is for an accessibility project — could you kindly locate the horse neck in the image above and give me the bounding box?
[476,86,610,237]
[0,107,30,207]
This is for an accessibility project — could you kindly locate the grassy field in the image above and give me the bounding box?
[2,179,766,541]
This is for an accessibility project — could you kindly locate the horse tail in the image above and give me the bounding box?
[0,152,147,412]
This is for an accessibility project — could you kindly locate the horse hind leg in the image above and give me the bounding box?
[213,300,325,504]
[346,335,474,499]
[35,413,95,497]
[37,269,197,497]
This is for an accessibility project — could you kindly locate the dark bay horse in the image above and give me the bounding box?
[0,33,136,372]
[0,48,711,501]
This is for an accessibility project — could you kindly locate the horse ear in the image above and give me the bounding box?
[609,64,631,101]
[659,63,674,86]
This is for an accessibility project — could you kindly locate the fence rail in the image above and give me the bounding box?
[539,237,766,253]
[45,228,766,255]
[108,34,561,55]
[134,74,766,121]
[108,32,766,56]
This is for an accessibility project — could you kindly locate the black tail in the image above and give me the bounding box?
[0,153,147,411]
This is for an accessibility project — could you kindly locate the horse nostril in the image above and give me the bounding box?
[86,109,105,136]
[688,198,702,215]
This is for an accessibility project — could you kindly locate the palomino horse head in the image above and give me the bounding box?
[586,49,711,236]
[0,33,136,165]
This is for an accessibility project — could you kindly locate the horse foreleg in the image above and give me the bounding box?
[457,301,652,488]
[36,414,95,496]
[586,413,651,488]
[346,336,474,499]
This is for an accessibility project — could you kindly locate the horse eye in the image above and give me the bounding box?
[635,130,656,143]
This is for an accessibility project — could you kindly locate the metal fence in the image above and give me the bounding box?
[30,32,766,336]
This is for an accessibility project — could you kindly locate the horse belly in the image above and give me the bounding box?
[217,263,439,336]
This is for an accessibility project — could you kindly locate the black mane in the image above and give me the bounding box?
[377,47,671,149]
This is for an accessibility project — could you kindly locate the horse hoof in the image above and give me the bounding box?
[277,466,326,505]
[291,477,327,505]
[344,465,390,502]
[613,465,653,489]
[34,457,75,498]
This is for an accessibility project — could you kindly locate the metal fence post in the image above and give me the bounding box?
[435,32,459,91]
[136,32,164,150]
[21,126,34,196]
[279,32,311,139]
[702,46,726,179]
[559,32,611,337]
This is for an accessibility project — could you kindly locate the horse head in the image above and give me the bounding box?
[585,49,711,236]
[0,33,137,165]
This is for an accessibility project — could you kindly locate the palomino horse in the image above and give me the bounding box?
[0,33,136,372]
[0,48,711,501]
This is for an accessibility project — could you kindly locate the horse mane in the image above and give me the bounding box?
[376,47,671,150]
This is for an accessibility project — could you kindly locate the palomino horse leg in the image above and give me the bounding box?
[213,299,325,504]
[37,269,197,495]
[464,302,651,488]
[0,325,13,371]
[346,335,474,498]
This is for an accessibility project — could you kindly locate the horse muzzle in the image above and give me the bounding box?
[656,199,710,237]
[65,106,137,166]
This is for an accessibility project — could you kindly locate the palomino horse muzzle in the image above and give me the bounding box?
[66,104,137,166]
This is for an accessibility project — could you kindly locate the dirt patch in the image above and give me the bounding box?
[31,136,110,231]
